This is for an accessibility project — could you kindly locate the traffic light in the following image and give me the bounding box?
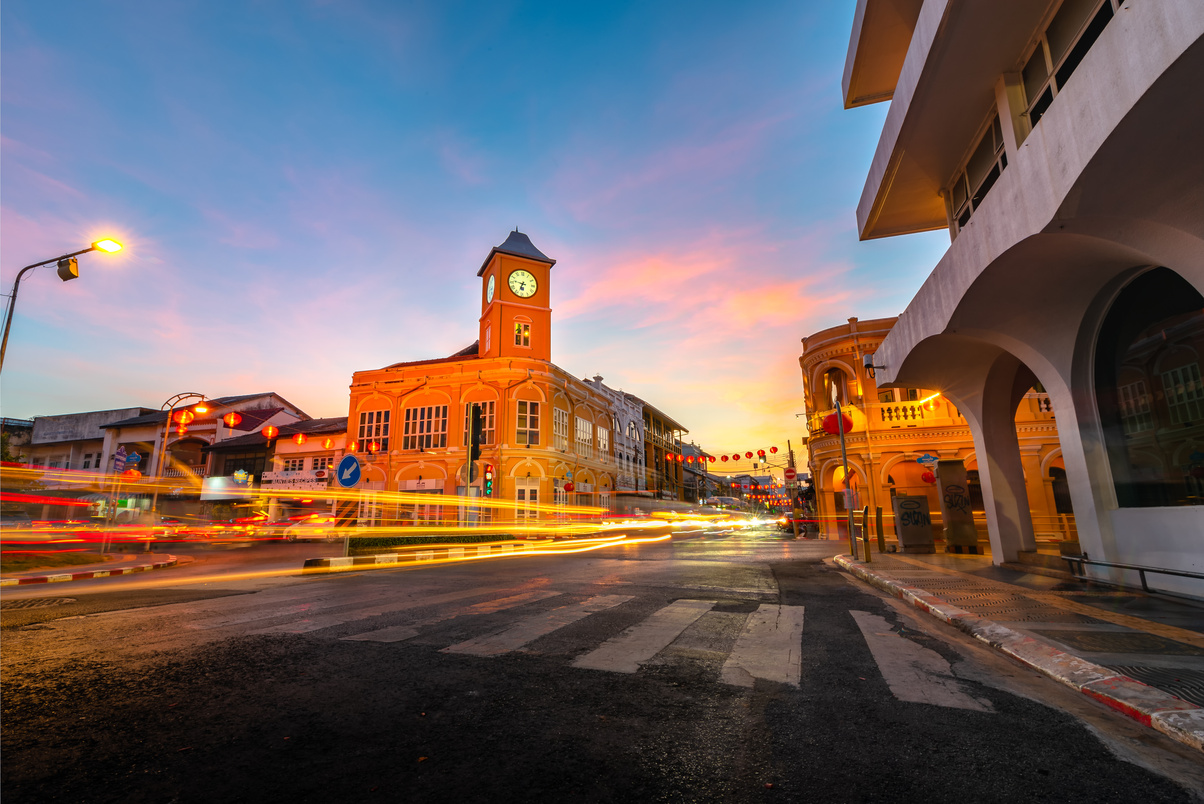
[469,403,484,463]
[484,464,494,496]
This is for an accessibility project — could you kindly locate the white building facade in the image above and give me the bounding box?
[844,0,1204,593]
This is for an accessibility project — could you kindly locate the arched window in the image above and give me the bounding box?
[822,368,849,407]
[1095,268,1204,507]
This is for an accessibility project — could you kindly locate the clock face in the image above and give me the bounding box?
[486,274,495,303]
[508,269,537,298]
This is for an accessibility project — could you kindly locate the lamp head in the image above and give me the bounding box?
[57,258,79,282]
[92,239,123,253]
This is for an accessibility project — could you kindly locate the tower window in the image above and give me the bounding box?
[514,322,531,347]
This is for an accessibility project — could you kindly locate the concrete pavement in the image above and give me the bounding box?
[834,550,1204,753]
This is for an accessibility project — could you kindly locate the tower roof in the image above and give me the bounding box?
[477,230,556,276]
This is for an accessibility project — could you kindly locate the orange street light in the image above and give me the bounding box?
[0,238,125,373]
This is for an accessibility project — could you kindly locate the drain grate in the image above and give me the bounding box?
[1029,629,1204,656]
[0,597,77,610]
[1108,665,1204,707]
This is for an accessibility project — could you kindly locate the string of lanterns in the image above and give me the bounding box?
[666,446,781,464]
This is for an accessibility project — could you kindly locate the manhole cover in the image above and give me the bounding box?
[1,597,77,610]
[1108,665,1204,707]
[1030,629,1204,656]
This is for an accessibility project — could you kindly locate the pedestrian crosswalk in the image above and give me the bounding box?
[70,583,992,708]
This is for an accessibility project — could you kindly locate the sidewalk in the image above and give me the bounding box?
[833,548,1204,753]
[0,553,184,587]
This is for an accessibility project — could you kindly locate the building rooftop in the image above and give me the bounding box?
[203,417,348,452]
[477,229,556,276]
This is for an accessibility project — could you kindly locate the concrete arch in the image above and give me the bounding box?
[817,456,867,487]
[1040,448,1064,477]
[401,388,454,407]
[513,383,547,403]
[355,392,392,414]
[878,453,921,488]
[810,359,859,404]
[458,383,501,404]
[393,461,448,483]
[509,458,545,478]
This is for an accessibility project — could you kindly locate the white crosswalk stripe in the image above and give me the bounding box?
[849,610,992,711]
[720,604,806,688]
[342,590,564,643]
[211,587,510,633]
[442,594,634,656]
[572,599,716,673]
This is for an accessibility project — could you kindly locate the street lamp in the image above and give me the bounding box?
[0,239,123,374]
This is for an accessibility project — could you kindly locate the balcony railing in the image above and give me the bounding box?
[808,400,967,438]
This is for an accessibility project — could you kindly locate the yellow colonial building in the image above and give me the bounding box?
[346,231,622,525]
[801,317,1074,549]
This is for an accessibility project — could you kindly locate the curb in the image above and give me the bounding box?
[0,555,181,587]
[834,554,1204,753]
[304,542,528,572]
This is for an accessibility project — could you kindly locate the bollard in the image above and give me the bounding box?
[861,506,872,562]
[876,506,885,552]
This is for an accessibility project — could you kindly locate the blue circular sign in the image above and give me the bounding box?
[336,454,361,488]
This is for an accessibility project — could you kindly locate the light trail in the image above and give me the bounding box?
[0,533,678,596]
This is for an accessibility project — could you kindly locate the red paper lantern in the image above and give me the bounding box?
[176,425,188,436]
[563,481,575,493]
[921,470,936,484]
[770,446,778,454]
[293,433,308,446]
[173,409,195,425]
[732,454,740,461]
[721,455,729,462]
[368,441,380,453]
[223,412,243,427]
[745,451,753,459]
[757,450,766,458]
[350,440,358,452]
[822,412,854,435]
[708,456,715,463]
[323,438,334,450]
[262,425,279,439]
[123,468,142,479]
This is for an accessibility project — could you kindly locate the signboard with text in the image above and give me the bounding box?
[262,469,330,492]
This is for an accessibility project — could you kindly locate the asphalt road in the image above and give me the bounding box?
[3,531,1202,803]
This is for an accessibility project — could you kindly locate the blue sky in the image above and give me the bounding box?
[1,0,949,460]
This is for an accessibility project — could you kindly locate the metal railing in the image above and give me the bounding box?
[1062,556,1204,594]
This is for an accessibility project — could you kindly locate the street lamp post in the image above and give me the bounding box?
[0,239,123,374]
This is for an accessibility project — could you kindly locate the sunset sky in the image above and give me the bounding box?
[1,1,948,468]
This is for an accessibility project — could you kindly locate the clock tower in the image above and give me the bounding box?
[477,230,555,362]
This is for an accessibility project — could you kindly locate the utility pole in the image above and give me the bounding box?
[787,440,801,540]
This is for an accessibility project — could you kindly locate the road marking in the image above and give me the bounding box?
[443,594,634,656]
[342,590,565,643]
[849,610,992,712]
[210,587,508,633]
[572,599,716,673]
[720,604,805,688]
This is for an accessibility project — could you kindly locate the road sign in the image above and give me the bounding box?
[113,446,127,473]
[917,453,939,465]
[126,452,141,465]
[336,454,361,488]
[784,467,797,481]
